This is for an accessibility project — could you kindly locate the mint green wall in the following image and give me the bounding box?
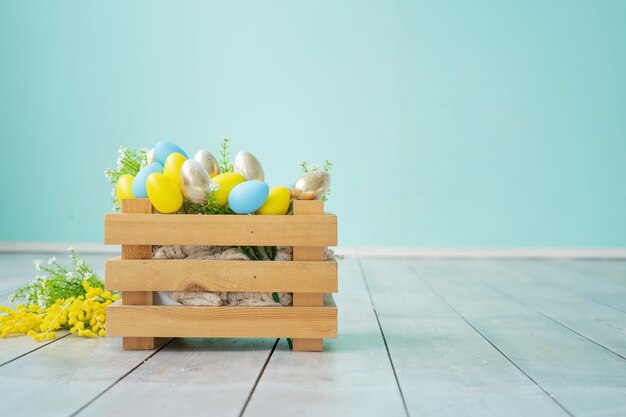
[1,1,625,247]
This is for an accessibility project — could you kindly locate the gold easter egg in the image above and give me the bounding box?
[180,159,211,203]
[233,151,264,181]
[293,171,330,200]
[194,149,220,178]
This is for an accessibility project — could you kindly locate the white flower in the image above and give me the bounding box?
[48,256,56,265]
[67,246,75,252]
[34,261,41,271]
[209,182,220,191]
[77,260,86,267]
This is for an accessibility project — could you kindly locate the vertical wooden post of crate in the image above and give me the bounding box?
[120,199,167,350]
[292,199,326,351]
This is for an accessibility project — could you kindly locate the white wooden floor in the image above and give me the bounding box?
[0,253,625,417]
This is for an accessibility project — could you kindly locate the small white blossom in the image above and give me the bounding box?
[48,256,56,265]
[67,246,75,252]
[34,261,41,271]
[210,182,220,191]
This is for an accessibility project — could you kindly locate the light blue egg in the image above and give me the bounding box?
[228,181,270,214]
[154,141,188,165]
[132,162,163,198]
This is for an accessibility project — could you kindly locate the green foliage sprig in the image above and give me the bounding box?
[182,191,234,215]
[218,136,234,173]
[104,147,149,211]
[9,249,104,308]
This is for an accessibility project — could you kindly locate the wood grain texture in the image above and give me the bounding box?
[245,258,407,417]
[465,260,626,357]
[120,199,153,260]
[104,211,337,246]
[414,259,626,417]
[0,336,160,416]
[119,199,159,349]
[360,259,569,417]
[73,338,276,417]
[106,297,337,338]
[292,199,326,352]
[105,258,338,293]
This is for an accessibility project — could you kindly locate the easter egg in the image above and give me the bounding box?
[132,162,164,198]
[228,181,270,214]
[163,152,187,187]
[256,186,291,215]
[212,172,245,207]
[293,171,330,200]
[180,159,211,203]
[154,141,188,165]
[194,149,220,178]
[116,174,135,201]
[146,173,183,214]
[233,151,264,181]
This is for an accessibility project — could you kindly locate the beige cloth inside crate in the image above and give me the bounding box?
[152,245,334,306]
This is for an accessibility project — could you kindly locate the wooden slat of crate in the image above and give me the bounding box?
[120,199,169,350]
[104,212,337,246]
[105,258,338,293]
[106,295,337,339]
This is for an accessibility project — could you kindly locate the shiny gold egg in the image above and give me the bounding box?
[180,159,211,203]
[293,171,330,200]
[233,151,264,181]
[194,149,220,178]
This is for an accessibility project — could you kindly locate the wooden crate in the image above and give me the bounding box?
[104,198,338,351]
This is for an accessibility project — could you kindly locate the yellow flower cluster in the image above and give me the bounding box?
[0,281,119,341]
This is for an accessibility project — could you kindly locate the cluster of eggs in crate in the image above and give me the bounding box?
[115,141,330,214]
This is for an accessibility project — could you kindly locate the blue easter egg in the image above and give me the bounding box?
[154,141,188,165]
[132,162,164,198]
[228,180,270,214]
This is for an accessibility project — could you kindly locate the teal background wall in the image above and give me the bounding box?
[1,1,625,247]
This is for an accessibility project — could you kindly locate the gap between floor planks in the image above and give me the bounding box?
[0,255,405,417]
[409,259,626,417]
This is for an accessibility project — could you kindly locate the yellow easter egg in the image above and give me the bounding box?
[163,152,187,188]
[116,174,135,201]
[256,186,291,215]
[212,172,245,206]
[146,173,183,214]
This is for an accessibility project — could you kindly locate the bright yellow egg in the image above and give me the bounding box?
[163,152,187,188]
[146,173,183,214]
[116,174,135,201]
[212,172,245,206]
[256,186,291,215]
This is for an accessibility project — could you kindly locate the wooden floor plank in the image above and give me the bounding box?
[0,334,162,416]
[0,333,69,366]
[467,260,626,358]
[243,258,407,417]
[360,259,569,417]
[76,338,276,417]
[528,260,626,313]
[416,260,626,417]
